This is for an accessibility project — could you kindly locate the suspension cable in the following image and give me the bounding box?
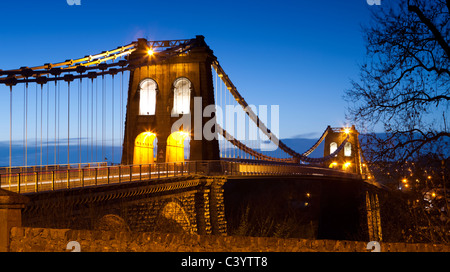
[9,85,12,169]
[94,77,97,162]
[112,74,115,164]
[86,77,89,163]
[35,84,38,165]
[91,77,94,162]
[57,79,60,165]
[101,74,105,164]
[79,77,82,165]
[54,79,57,165]
[25,82,28,167]
[67,81,71,166]
[46,81,49,165]
[40,84,43,166]
[120,70,123,162]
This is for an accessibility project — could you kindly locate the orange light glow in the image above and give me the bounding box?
[343,162,351,169]
[147,49,154,56]
[166,131,190,162]
[343,128,351,134]
[134,131,157,165]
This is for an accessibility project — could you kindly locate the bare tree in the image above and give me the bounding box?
[345,0,449,163]
[346,0,450,243]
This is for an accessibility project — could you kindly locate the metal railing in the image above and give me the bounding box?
[0,162,107,174]
[0,160,359,194]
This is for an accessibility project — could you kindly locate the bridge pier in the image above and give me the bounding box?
[0,189,29,252]
[20,176,227,237]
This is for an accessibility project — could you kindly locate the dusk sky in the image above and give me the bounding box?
[0,0,381,142]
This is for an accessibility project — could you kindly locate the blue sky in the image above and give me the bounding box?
[0,0,379,143]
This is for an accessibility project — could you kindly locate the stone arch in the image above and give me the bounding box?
[156,200,193,234]
[133,131,157,164]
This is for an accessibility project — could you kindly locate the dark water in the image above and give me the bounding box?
[0,141,123,166]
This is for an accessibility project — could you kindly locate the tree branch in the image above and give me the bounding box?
[408,4,450,59]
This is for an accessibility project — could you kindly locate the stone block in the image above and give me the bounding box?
[50,228,69,240]
[10,227,24,238]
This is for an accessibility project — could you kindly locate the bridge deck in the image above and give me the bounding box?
[0,160,362,194]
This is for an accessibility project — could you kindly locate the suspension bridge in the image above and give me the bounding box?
[0,36,382,242]
[0,35,370,193]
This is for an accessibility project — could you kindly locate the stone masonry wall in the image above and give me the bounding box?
[9,227,450,252]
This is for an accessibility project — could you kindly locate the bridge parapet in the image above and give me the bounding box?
[0,160,363,194]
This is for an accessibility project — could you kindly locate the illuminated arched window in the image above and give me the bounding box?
[344,142,352,157]
[330,142,337,155]
[133,132,156,164]
[172,77,191,115]
[166,131,190,162]
[139,78,157,115]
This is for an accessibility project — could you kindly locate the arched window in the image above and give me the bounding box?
[344,142,352,157]
[133,131,157,164]
[330,142,337,155]
[166,131,190,162]
[172,77,191,115]
[139,78,157,115]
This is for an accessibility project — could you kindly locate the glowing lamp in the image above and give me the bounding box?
[180,131,190,137]
[329,162,338,168]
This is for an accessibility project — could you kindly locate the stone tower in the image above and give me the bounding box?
[323,125,362,174]
[121,36,220,164]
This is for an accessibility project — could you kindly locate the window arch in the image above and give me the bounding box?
[139,78,157,115]
[172,77,191,115]
[344,142,352,157]
[330,142,337,155]
[133,131,157,164]
[166,131,190,162]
